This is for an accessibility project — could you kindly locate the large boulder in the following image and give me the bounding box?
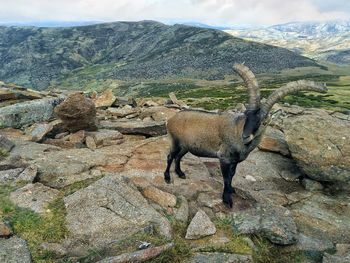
[0,97,63,128]
[54,92,97,132]
[63,175,171,256]
[283,109,350,183]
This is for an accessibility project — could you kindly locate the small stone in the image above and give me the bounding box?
[27,123,53,142]
[9,183,60,215]
[0,236,31,263]
[87,129,123,146]
[106,107,139,118]
[185,210,216,239]
[39,242,67,258]
[93,89,116,108]
[85,136,97,150]
[0,221,13,237]
[69,130,86,144]
[302,178,324,191]
[55,132,69,139]
[142,186,177,208]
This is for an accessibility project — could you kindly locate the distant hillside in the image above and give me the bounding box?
[226,21,350,62]
[0,21,319,90]
[324,49,350,65]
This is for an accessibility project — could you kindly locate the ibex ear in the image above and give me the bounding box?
[243,109,261,144]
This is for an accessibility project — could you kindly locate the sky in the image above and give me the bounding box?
[0,0,349,26]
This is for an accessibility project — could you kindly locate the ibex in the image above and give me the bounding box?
[164,64,327,207]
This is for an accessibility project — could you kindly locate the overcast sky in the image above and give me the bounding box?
[0,0,349,26]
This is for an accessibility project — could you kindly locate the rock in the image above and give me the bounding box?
[197,192,222,210]
[0,221,13,237]
[301,178,324,191]
[27,123,53,142]
[189,252,253,263]
[0,97,63,128]
[39,242,67,258]
[0,85,44,101]
[0,236,31,263]
[323,251,350,263]
[99,119,166,136]
[85,136,97,150]
[142,186,177,208]
[282,233,334,254]
[93,89,116,108]
[55,132,69,139]
[232,204,298,245]
[86,129,123,146]
[63,175,171,255]
[68,130,85,144]
[43,138,84,149]
[290,193,350,243]
[112,96,137,108]
[0,135,15,154]
[283,109,350,183]
[106,107,139,118]
[174,196,189,223]
[9,183,60,214]
[96,243,174,263]
[169,92,187,108]
[0,165,37,185]
[185,210,216,239]
[54,92,97,132]
[233,150,304,206]
[258,126,290,156]
[139,106,178,122]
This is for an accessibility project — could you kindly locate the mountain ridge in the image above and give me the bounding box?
[0,20,319,90]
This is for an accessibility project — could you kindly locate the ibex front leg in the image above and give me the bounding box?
[219,159,237,208]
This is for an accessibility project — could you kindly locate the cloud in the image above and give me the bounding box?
[0,0,348,25]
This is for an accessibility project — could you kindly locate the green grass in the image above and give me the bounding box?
[61,176,103,196]
[0,185,68,263]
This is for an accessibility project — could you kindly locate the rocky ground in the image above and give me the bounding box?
[0,87,349,263]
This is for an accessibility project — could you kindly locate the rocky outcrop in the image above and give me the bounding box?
[0,97,63,128]
[54,92,97,132]
[283,109,350,183]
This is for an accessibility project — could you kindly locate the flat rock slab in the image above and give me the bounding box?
[189,252,253,263]
[232,204,298,245]
[0,97,63,128]
[0,135,15,153]
[0,236,32,263]
[63,175,171,256]
[233,150,304,206]
[0,165,37,185]
[10,183,60,214]
[185,209,216,239]
[142,186,177,208]
[27,123,53,142]
[290,193,350,243]
[99,119,166,136]
[96,243,174,263]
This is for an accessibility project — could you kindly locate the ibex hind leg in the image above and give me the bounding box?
[164,138,181,184]
[175,148,188,179]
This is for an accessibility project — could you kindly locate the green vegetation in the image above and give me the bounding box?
[0,184,68,263]
[61,176,103,196]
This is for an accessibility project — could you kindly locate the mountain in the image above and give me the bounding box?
[324,49,350,65]
[225,21,350,62]
[0,21,102,27]
[0,20,319,90]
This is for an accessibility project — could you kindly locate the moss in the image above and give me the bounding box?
[61,176,103,196]
[0,185,68,263]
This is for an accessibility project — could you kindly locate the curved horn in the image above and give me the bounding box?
[233,63,260,110]
[261,80,327,118]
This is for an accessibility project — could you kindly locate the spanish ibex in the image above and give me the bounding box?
[164,64,327,207]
